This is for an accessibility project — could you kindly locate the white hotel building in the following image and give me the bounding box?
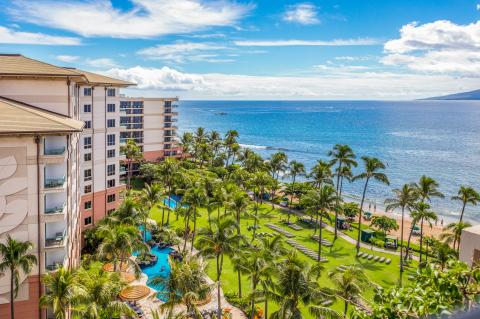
[0,54,180,318]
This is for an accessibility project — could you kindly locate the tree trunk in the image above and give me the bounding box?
[166,190,172,225]
[237,270,242,299]
[318,213,323,262]
[399,207,405,286]
[10,269,15,319]
[216,255,223,319]
[356,178,369,253]
[161,206,165,226]
[419,218,424,264]
[183,213,190,253]
[405,224,415,262]
[344,300,348,316]
[334,162,342,240]
[264,296,268,319]
[191,208,197,253]
[127,160,132,190]
[459,201,466,224]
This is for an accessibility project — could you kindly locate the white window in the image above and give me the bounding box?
[83,104,91,113]
[107,88,116,97]
[84,137,92,149]
[84,88,92,96]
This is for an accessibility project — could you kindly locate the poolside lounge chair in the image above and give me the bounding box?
[373,256,380,261]
[367,255,374,260]
[385,258,391,264]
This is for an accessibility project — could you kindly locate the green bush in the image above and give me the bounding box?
[224,292,249,314]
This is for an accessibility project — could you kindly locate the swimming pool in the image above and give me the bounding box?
[162,195,184,209]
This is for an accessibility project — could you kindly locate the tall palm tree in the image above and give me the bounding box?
[288,161,306,201]
[141,183,164,232]
[384,184,418,284]
[75,267,133,319]
[197,217,242,319]
[301,186,338,262]
[40,267,85,319]
[330,265,369,316]
[328,144,357,239]
[224,130,239,166]
[179,131,194,158]
[411,202,438,264]
[309,160,333,189]
[120,139,143,189]
[452,186,480,224]
[183,183,208,252]
[440,221,472,253]
[0,235,37,319]
[270,252,339,319]
[353,156,389,253]
[158,158,180,225]
[414,175,444,203]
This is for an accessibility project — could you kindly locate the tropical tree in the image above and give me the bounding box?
[40,267,85,319]
[0,235,37,319]
[158,158,180,224]
[301,186,338,262]
[328,144,357,239]
[197,217,242,319]
[287,161,306,204]
[120,139,143,189]
[452,186,480,224]
[330,265,370,316]
[182,183,208,252]
[414,175,444,203]
[141,182,165,232]
[224,130,239,166]
[353,157,389,253]
[179,131,194,158]
[270,252,339,319]
[384,183,418,283]
[370,215,399,237]
[411,202,437,263]
[440,221,472,253]
[309,160,333,189]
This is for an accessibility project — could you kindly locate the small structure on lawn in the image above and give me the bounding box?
[363,211,372,220]
[384,235,398,249]
[336,216,349,230]
[360,229,374,243]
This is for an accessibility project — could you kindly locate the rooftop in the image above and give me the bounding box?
[464,224,480,236]
[0,96,84,134]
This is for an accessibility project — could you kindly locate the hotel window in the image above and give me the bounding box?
[107,119,115,128]
[84,88,92,96]
[84,169,92,182]
[84,120,91,129]
[84,153,92,162]
[84,216,92,225]
[83,104,91,113]
[107,149,116,158]
[107,164,115,176]
[107,88,116,97]
[107,103,115,112]
[107,194,116,203]
[107,134,115,146]
[107,209,115,215]
[84,137,92,149]
[107,179,115,188]
[84,185,92,193]
[84,201,92,210]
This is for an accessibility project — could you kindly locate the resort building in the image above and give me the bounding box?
[0,54,180,318]
[459,224,480,266]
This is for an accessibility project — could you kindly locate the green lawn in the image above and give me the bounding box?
[150,203,417,317]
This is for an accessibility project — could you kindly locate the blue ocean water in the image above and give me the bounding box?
[178,100,480,223]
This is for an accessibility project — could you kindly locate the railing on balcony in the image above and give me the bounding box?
[45,230,66,248]
[45,261,64,271]
[44,204,65,215]
[44,177,65,189]
[44,147,66,156]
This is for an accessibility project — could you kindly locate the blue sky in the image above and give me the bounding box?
[0,0,479,99]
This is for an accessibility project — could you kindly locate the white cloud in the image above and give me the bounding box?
[56,55,80,62]
[106,65,480,100]
[477,4,480,10]
[85,58,119,68]
[8,0,252,38]
[334,56,371,61]
[382,20,480,74]
[138,42,230,63]
[283,3,320,25]
[234,38,380,46]
[0,25,81,45]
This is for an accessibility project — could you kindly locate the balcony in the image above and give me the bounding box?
[44,177,65,189]
[45,250,65,272]
[44,192,66,215]
[45,221,66,248]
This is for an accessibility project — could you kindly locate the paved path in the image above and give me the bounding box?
[273,203,419,261]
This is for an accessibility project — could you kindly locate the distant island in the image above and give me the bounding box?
[423,89,480,100]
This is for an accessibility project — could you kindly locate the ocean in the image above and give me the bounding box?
[178,100,480,223]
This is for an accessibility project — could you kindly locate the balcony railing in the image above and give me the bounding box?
[44,204,65,215]
[45,231,66,248]
[45,261,64,271]
[44,177,65,189]
[44,147,66,156]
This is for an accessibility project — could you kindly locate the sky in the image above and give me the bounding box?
[0,0,479,100]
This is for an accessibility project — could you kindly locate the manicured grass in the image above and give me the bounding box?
[150,203,417,317]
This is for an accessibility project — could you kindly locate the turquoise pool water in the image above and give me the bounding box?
[162,195,184,209]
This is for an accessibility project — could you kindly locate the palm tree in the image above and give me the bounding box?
[287,160,306,205]
[179,131,194,158]
[330,265,369,316]
[309,160,333,189]
[440,221,472,253]
[224,130,239,166]
[183,183,208,252]
[158,158,180,225]
[270,252,339,319]
[411,202,437,263]
[0,235,37,319]
[414,175,444,203]
[40,267,85,319]
[75,267,133,319]
[328,144,357,239]
[197,217,242,319]
[353,156,389,253]
[452,186,480,224]
[301,186,338,262]
[384,184,418,284]
[120,139,143,189]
